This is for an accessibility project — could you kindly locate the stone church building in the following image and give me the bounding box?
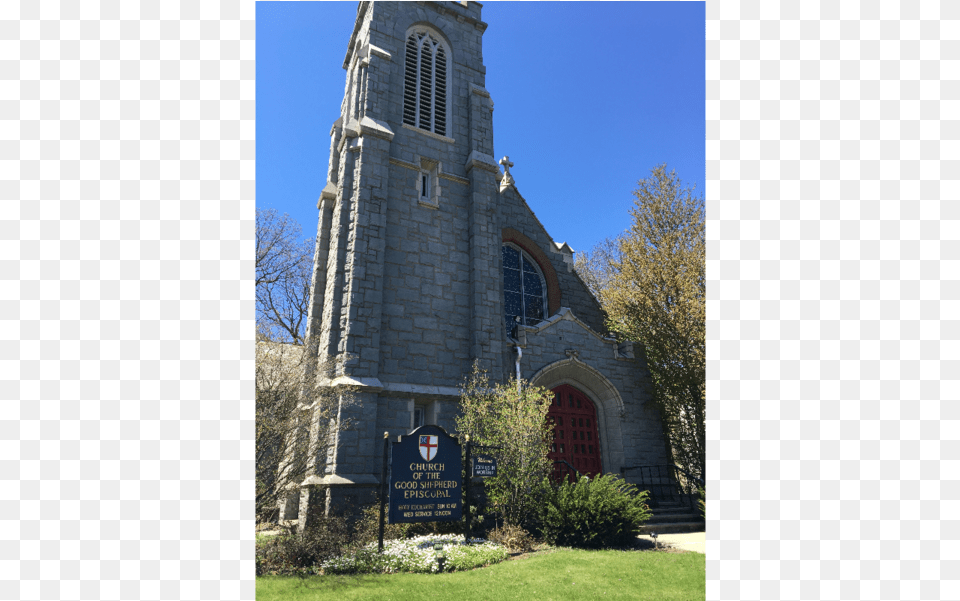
[280,0,670,525]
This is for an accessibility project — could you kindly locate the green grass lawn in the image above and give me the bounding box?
[256,548,705,601]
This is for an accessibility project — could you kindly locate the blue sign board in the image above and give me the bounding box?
[388,425,463,523]
[471,454,497,478]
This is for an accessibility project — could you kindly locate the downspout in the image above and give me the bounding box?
[514,346,522,393]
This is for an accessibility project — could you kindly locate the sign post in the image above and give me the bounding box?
[463,440,500,539]
[387,425,462,524]
[464,435,470,538]
[378,431,389,552]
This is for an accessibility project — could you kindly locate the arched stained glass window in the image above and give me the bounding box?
[403,30,448,137]
[502,244,546,333]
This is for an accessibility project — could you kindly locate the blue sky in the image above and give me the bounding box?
[257,1,705,256]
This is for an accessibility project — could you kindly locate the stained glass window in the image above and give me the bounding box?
[502,244,547,333]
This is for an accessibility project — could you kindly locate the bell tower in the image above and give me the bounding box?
[283,1,507,527]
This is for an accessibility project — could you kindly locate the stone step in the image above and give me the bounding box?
[649,499,688,507]
[638,521,705,535]
[646,512,703,524]
[649,505,695,513]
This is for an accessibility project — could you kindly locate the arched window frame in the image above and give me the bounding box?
[402,26,450,137]
[502,242,548,332]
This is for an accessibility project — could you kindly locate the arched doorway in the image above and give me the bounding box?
[548,384,602,481]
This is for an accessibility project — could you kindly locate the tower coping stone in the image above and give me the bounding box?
[464,150,498,173]
[359,116,395,141]
[469,83,490,97]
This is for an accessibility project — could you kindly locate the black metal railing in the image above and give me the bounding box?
[619,464,703,510]
[552,460,584,484]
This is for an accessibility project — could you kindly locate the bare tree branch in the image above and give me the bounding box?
[256,208,314,344]
[256,333,356,524]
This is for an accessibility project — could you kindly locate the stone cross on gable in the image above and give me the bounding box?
[499,156,515,191]
[499,156,514,176]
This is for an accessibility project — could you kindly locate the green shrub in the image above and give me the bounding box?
[486,523,538,553]
[255,516,354,576]
[698,486,705,520]
[403,517,465,538]
[539,474,651,549]
[352,504,413,545]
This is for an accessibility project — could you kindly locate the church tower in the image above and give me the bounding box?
[284,0,507,523]
[281,1,672,528]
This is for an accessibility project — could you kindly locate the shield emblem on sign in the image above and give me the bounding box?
[419,435,439,461]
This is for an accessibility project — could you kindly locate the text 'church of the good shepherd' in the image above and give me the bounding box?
[279,1,671,526]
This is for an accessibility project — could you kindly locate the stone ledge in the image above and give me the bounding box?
[343,118,360,138]
[464,150,498,173]
[359,43,392,61]
[301,474,380,487]
[514,307,637,363]
[401,123,454,144]
[390,157,469,185]
[319,181,338,204]
[389,157,419,171]
[359,116,395,141]
[317,377,464,398]
[439,172,470,185]
[469,82,490,97]
[322,375,385,391]
[521,307,609,344]
[381,381,462,397]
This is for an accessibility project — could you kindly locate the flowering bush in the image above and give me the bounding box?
[321,534,508,574]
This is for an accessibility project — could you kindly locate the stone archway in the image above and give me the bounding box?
[529,357,626,475]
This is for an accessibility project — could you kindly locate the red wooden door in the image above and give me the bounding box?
[547,384,602,481]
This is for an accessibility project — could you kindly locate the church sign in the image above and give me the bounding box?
[471,454,497,478]
[387,425,462,524]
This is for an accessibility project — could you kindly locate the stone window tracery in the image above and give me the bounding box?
[502,244,546,333]
[403,29,448,136]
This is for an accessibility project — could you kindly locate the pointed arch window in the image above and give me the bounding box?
[502,244,546,333]
[403,30,448,137]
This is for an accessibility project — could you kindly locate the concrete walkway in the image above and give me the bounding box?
[637,531,705,554]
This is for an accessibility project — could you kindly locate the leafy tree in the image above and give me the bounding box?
[575,164,705,484]
[256,208,313,344]
[455,363,553,528]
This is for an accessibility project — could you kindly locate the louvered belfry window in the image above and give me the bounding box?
[403,31,447,136]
